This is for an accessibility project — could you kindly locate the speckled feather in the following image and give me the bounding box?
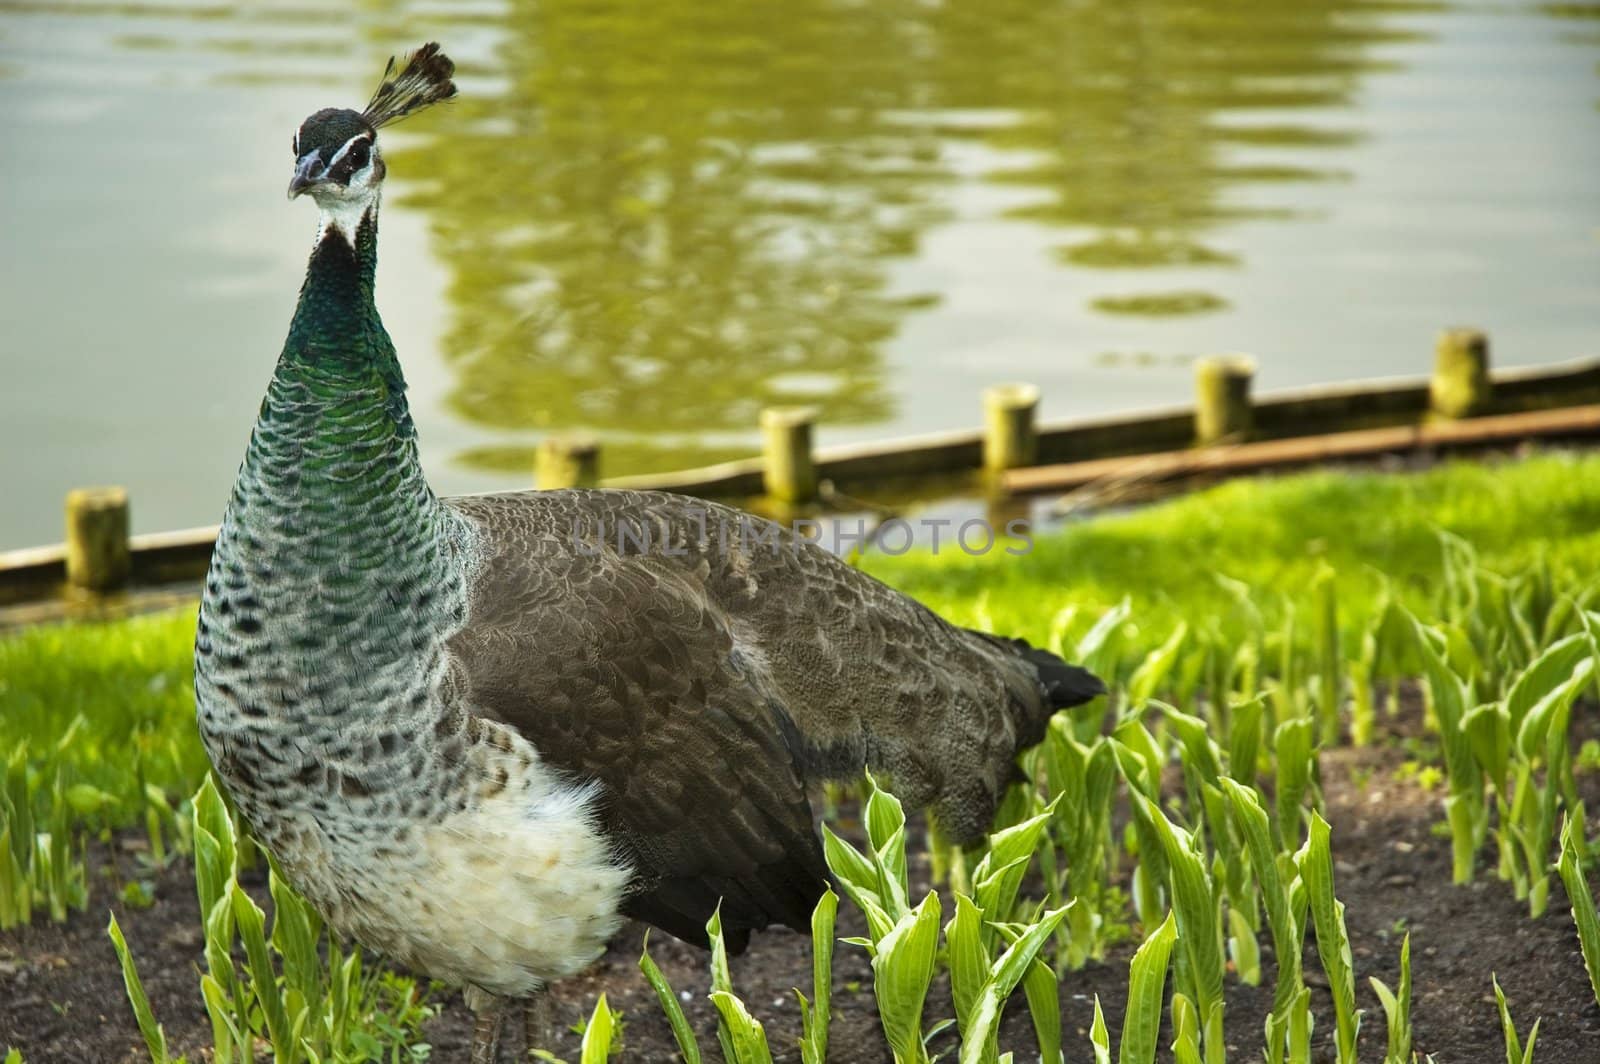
[197,94,1100,1004]
[444,489,1091,943]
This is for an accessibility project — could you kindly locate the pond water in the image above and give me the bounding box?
[2,0,1597,549]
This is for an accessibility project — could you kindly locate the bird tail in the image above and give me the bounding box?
[967,629,1105,742]
[1009,639,1105,710]
[921,628,1105,844]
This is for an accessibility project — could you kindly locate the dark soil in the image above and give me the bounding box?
[4,698,1598,1063]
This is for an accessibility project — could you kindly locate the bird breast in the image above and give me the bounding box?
[233,712,631,998]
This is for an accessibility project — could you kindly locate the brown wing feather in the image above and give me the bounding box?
[442,488,1096,945]
[445,492,829,944]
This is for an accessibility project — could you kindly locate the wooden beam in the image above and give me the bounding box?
[1002,404,1600,496]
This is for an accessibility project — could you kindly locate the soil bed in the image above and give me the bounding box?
[4,699,1598,1063]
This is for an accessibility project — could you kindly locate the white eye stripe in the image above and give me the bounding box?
[326,134,375,170]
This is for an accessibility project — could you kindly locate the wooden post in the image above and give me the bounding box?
[536,435,600,490]
[760,406,818,505]
[1430,327,1491,419]
[982,383,1041,473]
[65,486,130,592]
[1194,355,1256,446]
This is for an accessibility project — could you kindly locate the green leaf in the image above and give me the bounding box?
[1089,996,1111,1064]
[64,782,115,817]
[706,905,740,1063]
[1130,792,1223,1043]
[268,863,322,1005]
[1022,957,1063,1064]
[807,888,838,1064]
[864,774,910,918]
[1298,813,1359,1064]
[1286,986,1313,1064]
[1515,658,1594,761]
[1165,709,1223,788]
[1219,779,1302,1036]
[108,912,171,1064]
[1557,808,1600,1012]
[200,971,247,1064]
[1227,696,1264,786]
[1404,612,1484,883]
[972,799,1056,933]
[821,824,895,943]
[1228,906,1260,987]
[1272,717,1315,851]
[1368,932,1411,1064]
[232,882,293,1062]
[1119,911,1177,1064]
[580,994,622,1064]
[1462,703,1512,792]
[959,905,1072,1064]
[1492,974,1541,1064]
[1075,599,1132,679]
[192,776,237,932]
[873,892,942,1064]
[1128,623,1189,707]
[1504,631,1591,732]
[1112,723,1164,801]
[639,936,703,1064]
[1170,992,1201,1064]
[945,894,988,1039]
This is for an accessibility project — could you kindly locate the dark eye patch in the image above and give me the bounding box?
[323,136,374,185]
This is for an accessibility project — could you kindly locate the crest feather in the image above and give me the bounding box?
[362,42,457,129]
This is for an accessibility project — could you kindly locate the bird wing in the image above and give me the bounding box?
[442,490,833,947]
[441,488,1089,943]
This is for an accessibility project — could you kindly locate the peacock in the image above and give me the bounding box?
[194,43,1103,1063]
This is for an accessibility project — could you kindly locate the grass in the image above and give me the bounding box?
[863,452,1600,653]
[7,452,1599,804]
[4,451,1600,1061]
[0,610,203,822]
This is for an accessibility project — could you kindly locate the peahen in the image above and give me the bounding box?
[194,43,1103,1063]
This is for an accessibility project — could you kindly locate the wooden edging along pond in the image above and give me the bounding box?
[605,347,1600,499]
[1001,403,1600,496]
[2,331,1598,614]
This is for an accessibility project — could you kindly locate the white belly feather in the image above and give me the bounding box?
[266,725,630,999]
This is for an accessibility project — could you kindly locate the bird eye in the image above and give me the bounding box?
[292,133,299,157]
[347,139,370,169]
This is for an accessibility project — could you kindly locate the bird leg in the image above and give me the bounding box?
[465,987,507,1064]
[523,988,551,1058]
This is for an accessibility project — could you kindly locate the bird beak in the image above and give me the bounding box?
[287,151,325,200]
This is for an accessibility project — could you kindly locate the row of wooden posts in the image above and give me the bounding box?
[537,327,1493,500]
[57,328,1492,594]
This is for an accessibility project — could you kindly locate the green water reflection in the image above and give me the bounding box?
[8,0,1596,549]
[382,0,1433,475]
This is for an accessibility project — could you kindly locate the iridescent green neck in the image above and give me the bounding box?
[220,205,459,610]
[282,207,407,407]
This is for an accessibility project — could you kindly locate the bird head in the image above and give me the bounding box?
[289,43,457,231]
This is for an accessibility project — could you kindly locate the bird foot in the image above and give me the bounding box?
[465,986,506,1064]
[465,986,550,1063]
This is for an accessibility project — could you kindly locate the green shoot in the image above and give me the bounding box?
[1492,975,1540,1064]
[797,888,837,1064]
[638,935,703,1064]
[579,994,623,1064]
[1119,911,1177,1064]
[872,891,941,1064]
[1088,995,1110,1064]
[107,912,171,1064]
[1298,813,1359,1064]
[1368,933,1411,1064]
[1556,807,1600,1011]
